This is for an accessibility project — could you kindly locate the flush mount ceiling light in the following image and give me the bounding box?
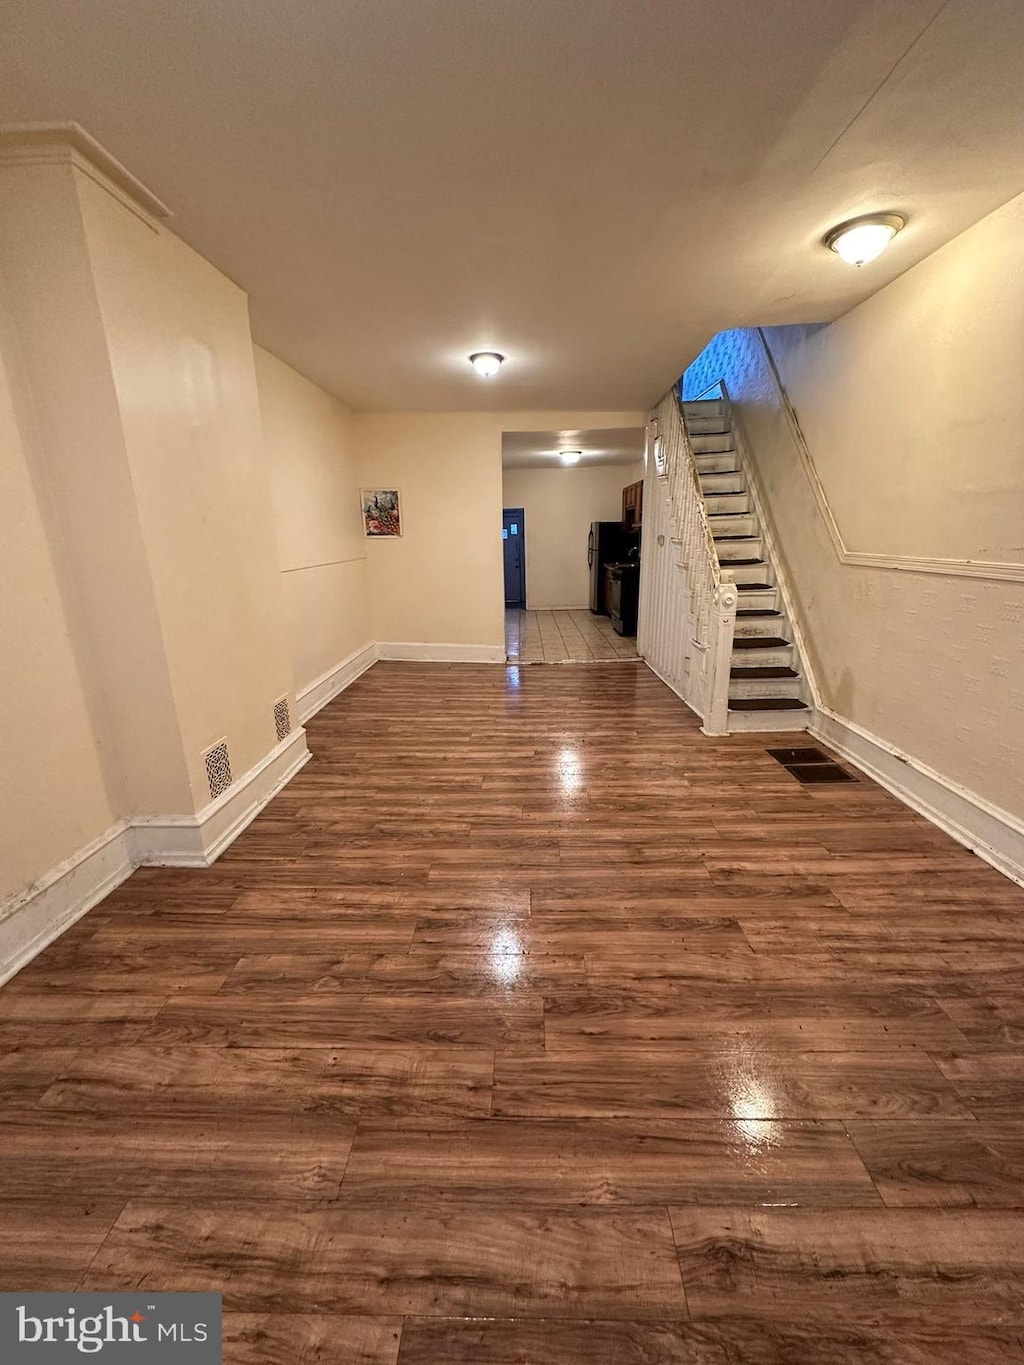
[469,351,504,378]
[824,213,905,267]
[559,450,582,465]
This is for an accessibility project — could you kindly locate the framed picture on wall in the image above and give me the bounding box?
[360,488,402,537]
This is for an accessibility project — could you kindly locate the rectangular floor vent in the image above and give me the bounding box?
[274,696,292,743]
[767,745,856,785]
[767,746,831,765]
[203,738,233,800]
[786,763,856,784]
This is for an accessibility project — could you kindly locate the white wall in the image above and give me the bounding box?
[355,412,506,655]
[254,346,371,695]
[0,159,193,819]
[0,288,115,905]
[78,172,296,807]
[769,208,1024,565]
[502,463,642,608]
[682,190,1024,829]
[0,131,307,978]
[356,410,645,655]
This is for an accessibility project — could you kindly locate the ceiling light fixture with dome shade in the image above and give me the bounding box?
[824,213,905,266]
[559,450,582,465]
[469,351,504,377]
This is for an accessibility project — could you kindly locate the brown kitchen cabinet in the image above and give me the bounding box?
[622,479,643,532]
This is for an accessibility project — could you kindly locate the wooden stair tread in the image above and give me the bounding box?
[729,697,809,711]
[688,419,806,718]
[730,666,799,679]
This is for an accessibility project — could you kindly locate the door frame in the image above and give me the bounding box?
[502,506,527,607]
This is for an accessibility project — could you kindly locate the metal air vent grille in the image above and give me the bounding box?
[203,739,232,800]
[274,696,292,744]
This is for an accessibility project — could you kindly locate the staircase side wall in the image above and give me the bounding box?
[683,321,1024,879]
[637,443,703,717]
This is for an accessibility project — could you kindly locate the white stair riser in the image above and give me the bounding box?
[696,452,740,473]
[734,615,788,638]
[732,645,793,668]
[736,587,777,611]
[716,538,763,561]
[721,562,771,585]
[691,433,735,454]
[710,513,755,536]
[683,403,815,735]
[726,710,810,734]
[699,471,744,493]
[705,493,751,514]
[729,677,803,700]
[682,400,726,417]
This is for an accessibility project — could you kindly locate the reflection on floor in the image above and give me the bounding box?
[506,607,638,662]
[4,661,1024,1361]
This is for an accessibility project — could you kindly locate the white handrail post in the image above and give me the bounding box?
[702,582,737,736]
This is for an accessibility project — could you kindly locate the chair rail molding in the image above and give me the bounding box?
[752,328,1024,584]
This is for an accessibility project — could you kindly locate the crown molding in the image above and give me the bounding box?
[0,122,171,226]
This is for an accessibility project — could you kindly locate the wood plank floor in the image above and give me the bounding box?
[3,661,1024,1363]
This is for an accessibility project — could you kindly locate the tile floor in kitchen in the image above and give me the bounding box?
[505,607,638,663]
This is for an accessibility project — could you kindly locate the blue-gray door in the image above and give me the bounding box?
[502,508,526,606]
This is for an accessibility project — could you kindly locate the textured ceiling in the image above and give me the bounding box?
[2,0,1023,410]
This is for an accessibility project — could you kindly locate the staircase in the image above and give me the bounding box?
[682,397,811,731]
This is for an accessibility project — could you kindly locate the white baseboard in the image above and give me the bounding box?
[0,821,134,986]
[129,727,311,867]
[810,708,1024,888]
[0,727,311,984]
[295,642,378,722]
[377,641,506,664]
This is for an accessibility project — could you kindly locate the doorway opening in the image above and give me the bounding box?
[503,507,526,607]
[500,428,645,663]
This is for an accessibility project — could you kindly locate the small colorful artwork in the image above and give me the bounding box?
[361,488,402,537]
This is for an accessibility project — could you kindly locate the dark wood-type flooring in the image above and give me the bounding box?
[3,662,1024,1363]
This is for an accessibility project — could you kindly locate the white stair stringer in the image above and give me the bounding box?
[682,397,817,734]
[638,393,738,736]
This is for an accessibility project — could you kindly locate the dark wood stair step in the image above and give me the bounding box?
[729,698,809,712]
[733,636,790,649]
[735,582,774,591]
[736,608,782,617]
[730,666,799,679]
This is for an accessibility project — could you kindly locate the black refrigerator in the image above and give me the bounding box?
[589,521,635,613]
